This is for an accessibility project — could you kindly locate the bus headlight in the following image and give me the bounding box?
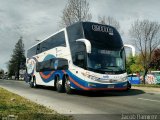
[122,77,128,82]
[87,75,99,81]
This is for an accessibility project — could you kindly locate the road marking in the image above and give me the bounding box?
[138,98,160,103]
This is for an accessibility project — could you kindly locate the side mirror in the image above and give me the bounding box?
[76,39,91,53]
[124,44,135,57]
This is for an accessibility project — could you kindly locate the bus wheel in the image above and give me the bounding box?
[65,76,73,94]
[56,76,64,93]
[127,81,131,91]
[30,76,37,88]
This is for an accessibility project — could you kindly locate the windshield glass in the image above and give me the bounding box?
[87,48,126,74]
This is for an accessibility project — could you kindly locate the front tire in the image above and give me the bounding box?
[127,81,131,90]
[65,76,73,94]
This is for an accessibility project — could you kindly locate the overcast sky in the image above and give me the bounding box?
[0,0,160,71]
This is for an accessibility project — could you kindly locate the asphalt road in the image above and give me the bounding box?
[0,79,160,120]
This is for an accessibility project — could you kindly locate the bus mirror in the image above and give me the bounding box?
[124,44,135,57]
[76,39,91,53]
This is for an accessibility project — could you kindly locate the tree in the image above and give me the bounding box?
[98,16,120,31]
[129,19,160,84]
[126,54,135,74]
[151,48,160,70]
[126,54,143,74]
[59,0,92,28]
[8,37,26,79]
[130,64,144,73]
[0,69,4,78]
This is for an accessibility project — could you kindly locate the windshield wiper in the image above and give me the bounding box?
[87,67,113,72]
[97,68,113,71]
[108,66,123,71]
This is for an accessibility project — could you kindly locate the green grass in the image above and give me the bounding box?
[0,87,72,120]
[132,84,160,88]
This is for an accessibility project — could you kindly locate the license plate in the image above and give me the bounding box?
[108,85,114,88]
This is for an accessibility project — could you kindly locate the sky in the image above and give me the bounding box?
[0,0,160,71]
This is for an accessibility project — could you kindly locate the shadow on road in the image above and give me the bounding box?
[37,85,145,97]
[72,88,145,97]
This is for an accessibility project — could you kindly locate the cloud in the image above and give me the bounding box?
[89,0,160,43]
[0,0,67,71]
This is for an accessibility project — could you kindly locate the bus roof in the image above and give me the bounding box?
[27,21,122,51]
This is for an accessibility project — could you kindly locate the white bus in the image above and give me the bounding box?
[26,22,131,94]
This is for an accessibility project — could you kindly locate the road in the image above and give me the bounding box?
[0,80,160,120]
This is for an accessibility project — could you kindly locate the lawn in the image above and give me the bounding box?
[0,87,72,120]
[132,84,160,88]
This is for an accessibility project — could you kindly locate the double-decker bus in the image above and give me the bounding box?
[26,22,131,94]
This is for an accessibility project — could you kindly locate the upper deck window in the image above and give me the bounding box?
[27,31,66,58]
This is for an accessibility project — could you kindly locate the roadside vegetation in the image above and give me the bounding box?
[132,84,160,88]
[0,87,72,120]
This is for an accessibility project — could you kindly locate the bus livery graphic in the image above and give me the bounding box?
[26,22,131,94]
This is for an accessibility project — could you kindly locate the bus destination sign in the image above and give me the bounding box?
[92,24,114,35]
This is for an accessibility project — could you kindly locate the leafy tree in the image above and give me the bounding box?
[130,64,144,73]
[8,37,26,79]
[59,0,92,28]
[129,19,160,84]
[126,54,144,74]
[126,54,135,74]
[0,69,4,78]
[151,48,160,70]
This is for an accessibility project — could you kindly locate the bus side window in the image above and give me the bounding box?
[42,47,47,52]
[75,52,85,68]
[36,44,41,54]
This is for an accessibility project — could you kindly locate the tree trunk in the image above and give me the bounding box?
[17,63,20,80]
[143,69,148,84]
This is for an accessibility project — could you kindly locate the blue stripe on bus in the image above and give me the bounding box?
[39,69,127,90]
[65,70,127,90]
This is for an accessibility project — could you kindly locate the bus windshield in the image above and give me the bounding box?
[87,48,126,74]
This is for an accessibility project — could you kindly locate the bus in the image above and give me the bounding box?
[26,22,131,94]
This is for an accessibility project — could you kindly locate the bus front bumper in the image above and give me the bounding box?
[69,77,128,91]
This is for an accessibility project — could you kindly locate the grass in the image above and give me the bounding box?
[0,87,72,120]
[132,84,160,88]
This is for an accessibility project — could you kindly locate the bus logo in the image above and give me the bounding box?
[92,25,114,35]
[103,75,109,79]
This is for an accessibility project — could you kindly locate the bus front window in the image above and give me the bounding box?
[87,48,126,74]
